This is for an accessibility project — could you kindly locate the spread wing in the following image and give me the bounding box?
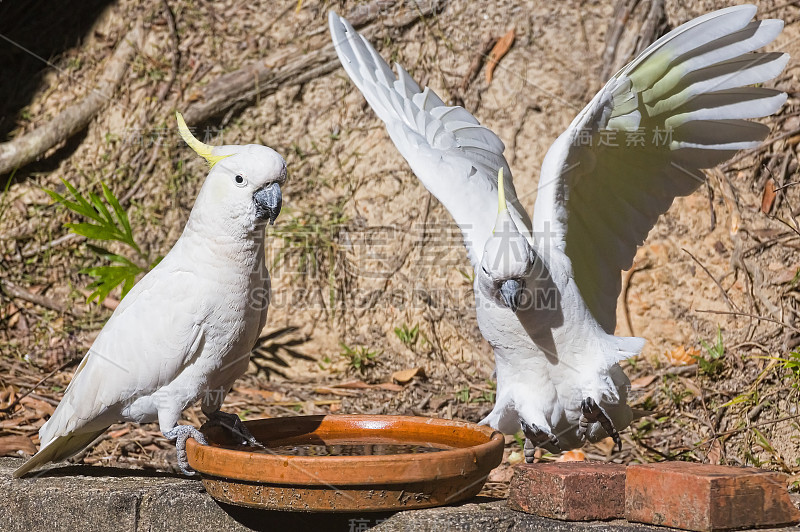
[532,5,787,332]
[329,12,532,267]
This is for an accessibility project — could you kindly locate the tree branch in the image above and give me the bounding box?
[0,22,145,176]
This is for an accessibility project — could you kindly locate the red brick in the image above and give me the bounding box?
[626,462,800,531]
[507,462,626,520]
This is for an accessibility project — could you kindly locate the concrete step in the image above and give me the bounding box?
[2,458,796,532]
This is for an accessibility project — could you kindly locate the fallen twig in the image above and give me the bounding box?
[157,0,180,103]
[721,124,800,171]
[0,22,145,175]
[0,358,78,414]
[458,35,497,93]
[683,248,739,313]
[20,233,82,259]
[182,1,444,125]
[621,259,650,337]
[0,279,83,317]
[695,308,800,334]
[600,0,666,81]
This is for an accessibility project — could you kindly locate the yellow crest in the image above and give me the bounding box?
[176,112,232,168]
[497,167,508,213]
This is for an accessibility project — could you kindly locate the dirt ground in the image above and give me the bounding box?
[1,0,799,496]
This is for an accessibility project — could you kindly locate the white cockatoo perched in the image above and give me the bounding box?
[14,113,286,477]
[329,6,788,457]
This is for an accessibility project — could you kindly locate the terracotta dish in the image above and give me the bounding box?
[186,414,504,511]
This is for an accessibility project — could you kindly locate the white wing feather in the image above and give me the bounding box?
[38,252,204,447]
[532,4,787,332]
[329,12,532,266]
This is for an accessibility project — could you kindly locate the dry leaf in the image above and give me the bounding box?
[706,438,723,464]
[313,386,359,397]
[391,367,426,384]
[109,427,130,439]
[333,381,372,390]
[507,450,524,464]
[664,345,699,366]
[235,387,282,401]
[0,435,36,456]
[593,437,617,455]
[20,395,55,416]
[557,449,586,462]
[532,447,543,462]
[761,177,776,214]
[0,385,16,410]
[332,381,403,392]
[485,28,515,83]
[679,376,703,398]
[488,463,515,482]
[0,414,38,429]
[7,309,19,329]
[328,402,341,413]
[630,375,657,389]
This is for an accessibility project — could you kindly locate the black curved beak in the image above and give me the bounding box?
[254,182,282,225]
[500,279,522,313]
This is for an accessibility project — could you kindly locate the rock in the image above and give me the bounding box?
[506,462,627,521]
[626,462,800,531]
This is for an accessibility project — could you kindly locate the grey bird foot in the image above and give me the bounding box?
[204,410,264,449]
[578,397,622,452]
[162,425,207,476]
[521,420,560,463]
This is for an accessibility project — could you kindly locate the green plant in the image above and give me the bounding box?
[694,328,725,376]
[268,207,348,315]
[662,375,693,407]
[769,349,800,389]
[394,323,419,349]
[720,389,756,409]
[339,342,381,374]
[455,382,496,404]
[455,386,471,403]
[481,379,497,403]
[44,178,160,303]
[791,268,800,287]
[318,354,332,371]
[457,267,475,284]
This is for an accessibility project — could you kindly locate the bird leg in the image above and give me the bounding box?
[203,410,264,449]
[520,420,560,463]
[162,425,207,476]
[578,397,621,452]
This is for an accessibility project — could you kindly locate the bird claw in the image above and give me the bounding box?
[520,420,560,463]
[162,424,207,476]
[578,397,622,452]
[203,410,264,449]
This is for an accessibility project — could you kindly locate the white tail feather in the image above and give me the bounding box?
[13,428,107,478]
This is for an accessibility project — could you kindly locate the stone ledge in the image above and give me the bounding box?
[2,458,796,532]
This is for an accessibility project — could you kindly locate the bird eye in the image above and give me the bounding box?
[234,174,246,187]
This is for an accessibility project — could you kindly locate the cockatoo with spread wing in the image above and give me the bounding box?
[14,113,285,477]
[329,6,787,457]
